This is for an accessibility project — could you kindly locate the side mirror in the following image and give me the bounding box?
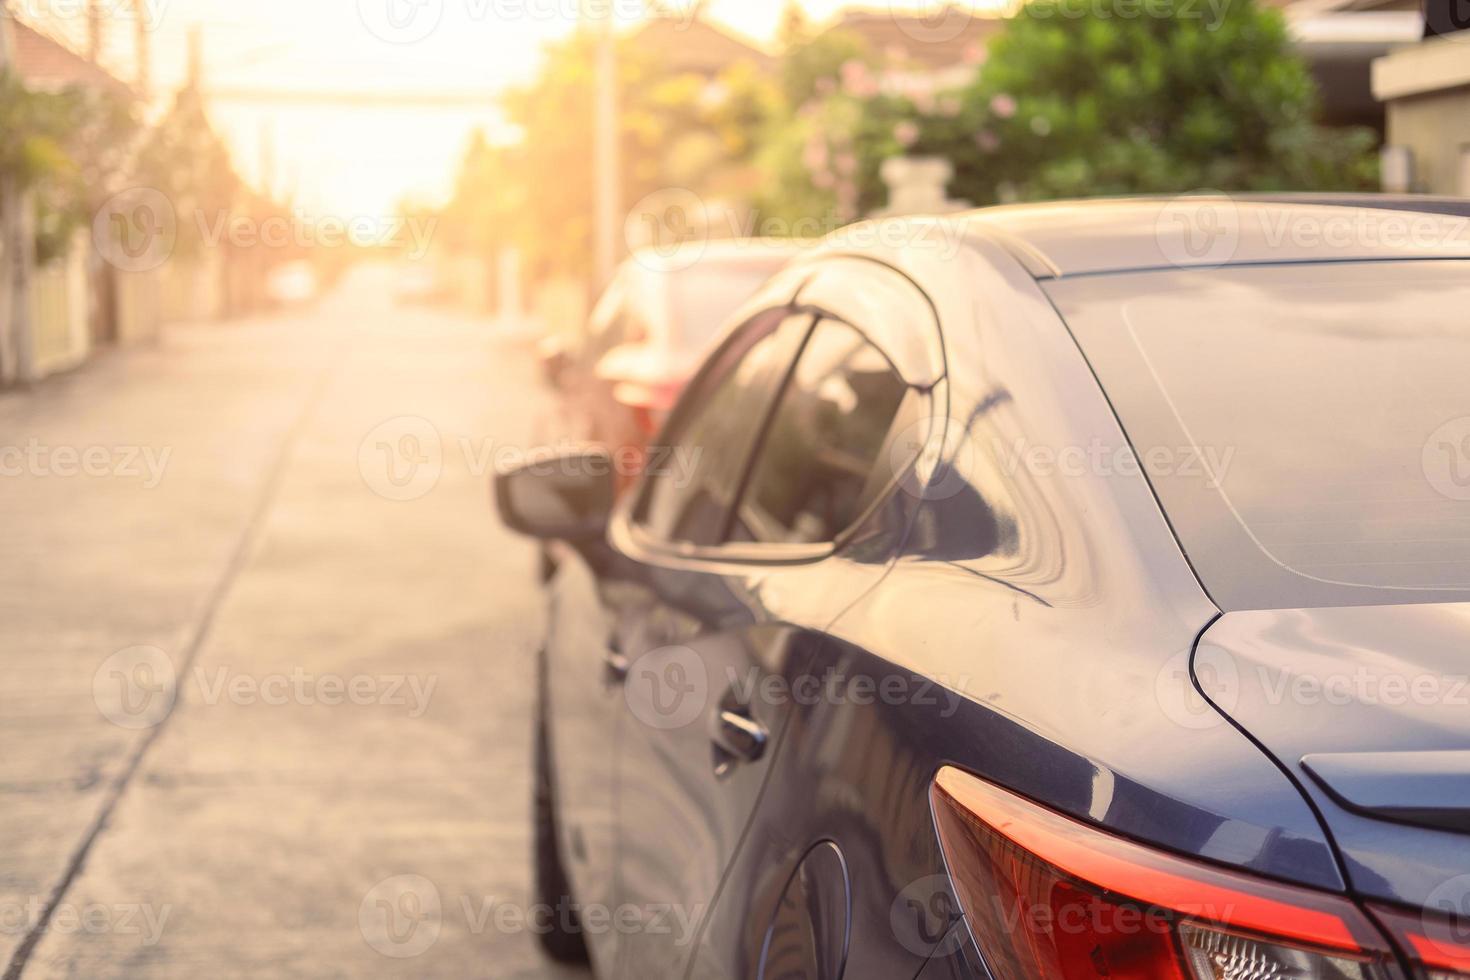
[494,448,615,541]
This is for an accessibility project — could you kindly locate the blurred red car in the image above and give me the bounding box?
[547,239,810,482]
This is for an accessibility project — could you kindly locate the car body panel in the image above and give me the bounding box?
[1198,604,1470,908]
[681,237,1346,980]
[543,544,629,974]
[528,201,1470,980]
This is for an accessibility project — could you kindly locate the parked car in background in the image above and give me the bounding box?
[546,239,810,474]
[499,196,1470,980]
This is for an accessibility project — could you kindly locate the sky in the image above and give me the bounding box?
[33,0,999,217]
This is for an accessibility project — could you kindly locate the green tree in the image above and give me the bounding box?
[928,0,1378,203]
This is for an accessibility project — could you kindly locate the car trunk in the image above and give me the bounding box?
[1197,603,1470,911]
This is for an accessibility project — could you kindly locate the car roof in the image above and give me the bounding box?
[952,195,1470,278]
[629,237,813,275]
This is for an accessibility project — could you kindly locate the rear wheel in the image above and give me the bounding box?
[533,658,589,964]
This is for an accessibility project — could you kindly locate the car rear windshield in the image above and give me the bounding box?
[1046,260,1470,611]
[670,260,792,351]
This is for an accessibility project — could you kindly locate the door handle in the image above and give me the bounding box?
[603,635,630,686]
[711,709,768,764]
[604,652,630,686]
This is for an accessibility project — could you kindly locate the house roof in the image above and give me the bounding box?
[826,8,1006,72]
[628,17,771,78]
[11,20,132,96]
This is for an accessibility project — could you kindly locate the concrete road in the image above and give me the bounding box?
[0,266,590,979]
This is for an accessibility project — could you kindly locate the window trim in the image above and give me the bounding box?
[614,256,946,569]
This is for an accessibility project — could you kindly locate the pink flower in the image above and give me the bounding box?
[963,43,986,65]
[815,76,836,97]
[975,129,1000,153]
[894,120,920,148]
[990,94,1017,119]
[813,170,836,190]
[835,151,857,177]
[938,96,962,118]
[911,89,936,115]
[802,138,830,174]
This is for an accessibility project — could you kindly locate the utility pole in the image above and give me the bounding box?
[585,0,620,291]
[0,0,37,385]
[87,0,103,63]
[133,0,150,97]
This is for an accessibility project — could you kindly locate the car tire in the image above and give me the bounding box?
[533,656,590,965]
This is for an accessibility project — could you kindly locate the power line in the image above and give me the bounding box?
[204,86,504,107]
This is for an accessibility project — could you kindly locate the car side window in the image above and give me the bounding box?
[634,309,813,547]
[729,318,918,546]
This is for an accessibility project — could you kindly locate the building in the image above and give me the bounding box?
[1285,0,1423,130]
[821,8,1004,92]
[1373,22,1470,194]
[2,15,157,383]
[627,16,772,80]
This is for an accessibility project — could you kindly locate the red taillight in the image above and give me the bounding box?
[932,766,1404,979]
[1373,905,1470,980]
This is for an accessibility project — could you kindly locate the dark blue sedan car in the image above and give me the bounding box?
[497,197,1470,980]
